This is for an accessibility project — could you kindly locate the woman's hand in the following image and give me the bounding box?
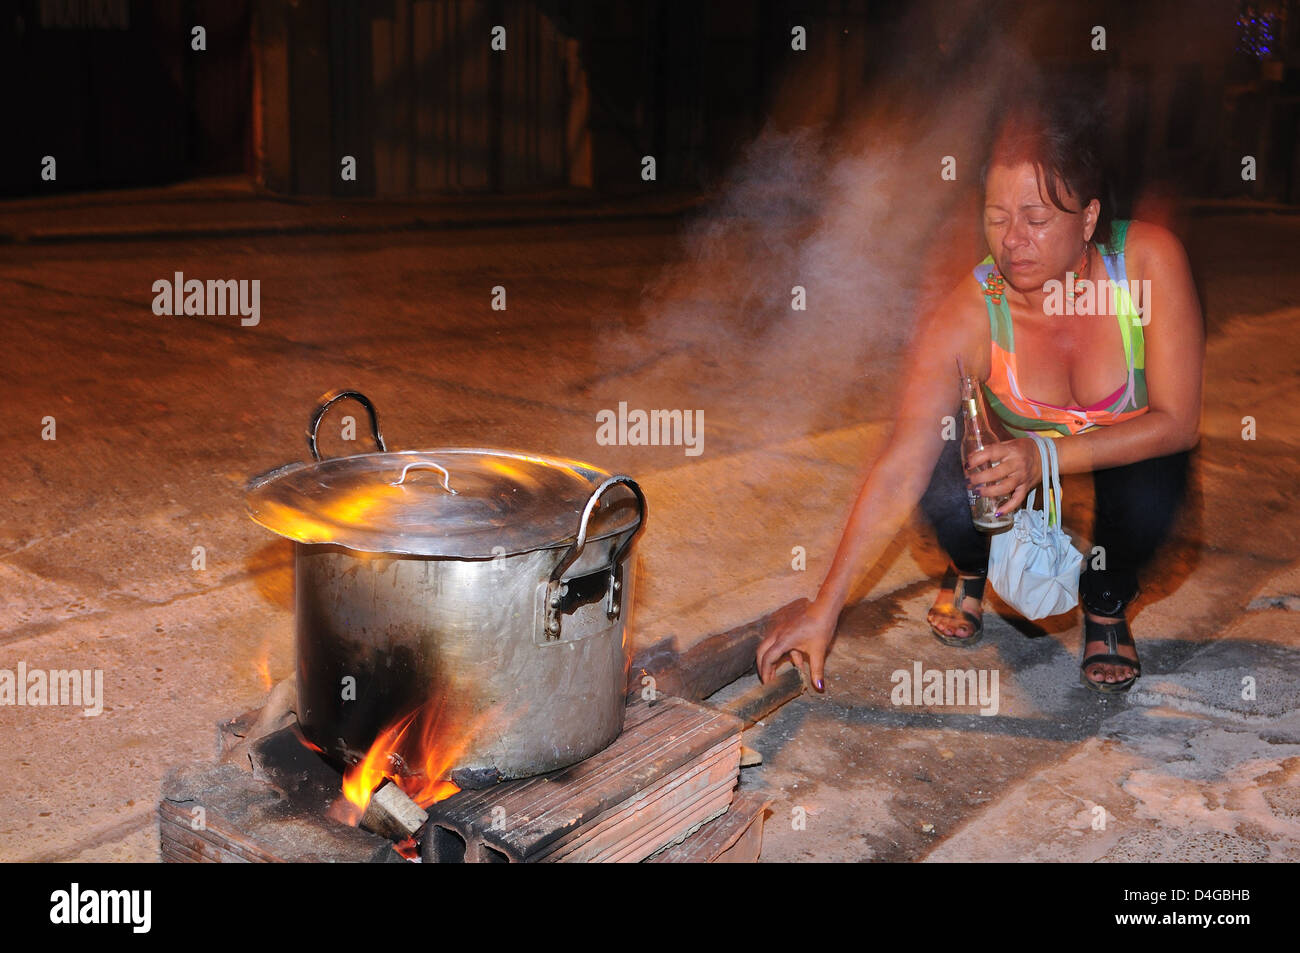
[756,598,839,692]
[965,437,1043,516]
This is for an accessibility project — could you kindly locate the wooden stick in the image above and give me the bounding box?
[628,599,809,701]
[710,666,805,728]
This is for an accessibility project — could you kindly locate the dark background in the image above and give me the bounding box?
[3,0,1299,204]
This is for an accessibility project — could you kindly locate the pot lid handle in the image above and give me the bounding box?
[308,389,387,461]
[389,460,457,495]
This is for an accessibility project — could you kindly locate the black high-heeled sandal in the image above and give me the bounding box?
[927,565,985,647]
[1080,615,1142,694]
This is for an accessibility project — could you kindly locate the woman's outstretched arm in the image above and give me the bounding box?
[757,283,987,689]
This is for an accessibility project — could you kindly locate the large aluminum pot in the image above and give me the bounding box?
[246,389,646,787]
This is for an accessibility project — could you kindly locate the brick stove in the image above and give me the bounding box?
[158,685,773,863]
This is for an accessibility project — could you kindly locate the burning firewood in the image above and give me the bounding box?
[360,779,429,842]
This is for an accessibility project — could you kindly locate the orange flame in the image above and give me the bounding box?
[254,654,273,691]
[337,696,478,825]
[293,724,325,755]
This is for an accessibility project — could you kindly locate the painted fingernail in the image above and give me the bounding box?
[814,678,824,692]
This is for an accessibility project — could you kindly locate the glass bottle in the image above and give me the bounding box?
[958,374,1013,532]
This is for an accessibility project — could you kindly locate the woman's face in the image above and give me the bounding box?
[983,161,1097,293]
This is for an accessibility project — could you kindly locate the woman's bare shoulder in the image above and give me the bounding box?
[912,271,991,378]
[1122,220,1192,278]
[924,271,989,326]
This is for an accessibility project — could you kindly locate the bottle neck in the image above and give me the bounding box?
[959,376,981,418]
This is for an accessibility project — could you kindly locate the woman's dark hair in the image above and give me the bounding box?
[979,88,1113,246]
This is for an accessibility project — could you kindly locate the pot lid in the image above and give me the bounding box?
[245,449,642,558]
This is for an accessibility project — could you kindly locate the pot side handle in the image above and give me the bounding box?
[544,475,647,640]
[308,389,387,461]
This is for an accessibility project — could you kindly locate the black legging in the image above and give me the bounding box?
[918,434,1190,617]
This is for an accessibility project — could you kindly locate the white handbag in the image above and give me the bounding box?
[987,433,1083,620]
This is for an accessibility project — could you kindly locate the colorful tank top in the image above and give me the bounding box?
[975,220,1148,439]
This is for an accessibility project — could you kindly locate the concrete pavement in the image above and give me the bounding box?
[0,187,1297,862]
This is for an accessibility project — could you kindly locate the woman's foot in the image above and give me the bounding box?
[927,570,985,645]
[1081,612,1141,691]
